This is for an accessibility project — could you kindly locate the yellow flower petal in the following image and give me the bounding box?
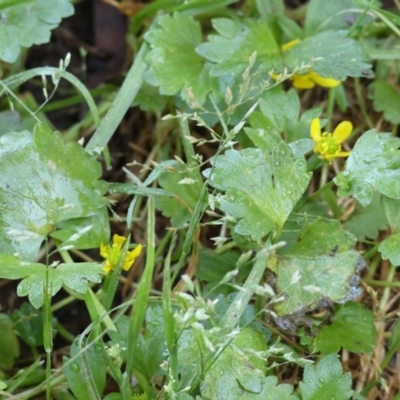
[332,121,353,144]
[112,234,126,250]
[308,71,340,88]
[310,118,322,142]
[100,243,108,258]
[122,244,142,271]
[291,74,315,89]
[336,151,351,158]
[282,38,301,52]
[103,262,112,274]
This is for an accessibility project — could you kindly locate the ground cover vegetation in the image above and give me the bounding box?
[0,0,399,398]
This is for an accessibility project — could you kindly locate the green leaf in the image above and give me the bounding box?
[0,110,22,135]
[381,195,400,231]
[155,161,206,228]
[133,81,170,113]
[109,306,166,378]
[196,18,281,76]
[0,254,103,308]
[369,81,400,125]
[144,13,214,103]
[237,376,297,399]
[246,88,320,150]
[134,305,167,377]
[63,336,106,399]
[378,196,400,265]
[284,30,372,80]
[10,302,46,347]
[299,355,353,400]
[378,231,400,265]
[289,218,356,257]
[200,327,267,400]
[335,130,400,207]
[204,143,311,241]
[270,219,364,316]
[305,0,366,35]
[315,302,377,354]
[0,314,20,370]
[344,192,388,240]
[50,207,110,250]
[0,123,107,261]
[177,329,203,391]
[196,248,241,283]
[0,0,74,63]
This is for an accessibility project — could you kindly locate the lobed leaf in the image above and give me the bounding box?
[200,327,267,400]
[0,0,74,63]
[204,143,311,241]
[196,17,281,77]
[369,81,400,125]
[299,355,353,400]
[144,13,215,103]
[344,193,388,240]
[284,30,372,81]
[335,130,400,207]
[315,302,377,354]
[270,219,364,316]
[304,0,370,35]
[155,160,206,228]
[0,254,103,308]
[0,123,107,261]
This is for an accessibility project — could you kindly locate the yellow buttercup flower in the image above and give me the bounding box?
[310,118,352,164]
[100,234,142,274]
[281,39,341,89]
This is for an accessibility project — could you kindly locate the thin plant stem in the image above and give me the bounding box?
[319,163,329,188]
[326,86,336,132]
[354,78,374,129]
[125,197,155,391]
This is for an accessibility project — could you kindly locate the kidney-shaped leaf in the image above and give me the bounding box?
[0,123,107,261]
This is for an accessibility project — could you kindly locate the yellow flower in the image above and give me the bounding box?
[310,118,352,164]
[281,39,341,89]
[100,234,142,274]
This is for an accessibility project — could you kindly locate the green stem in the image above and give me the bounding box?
[85,43,149,153]
[326,87,336,132]
[319,163,329,188]
[209,93,230,140]
[55,322,76,343]
[363,278,400,288]
[125,198,155,385]
[163,235,179,388]
[354,78,374,129]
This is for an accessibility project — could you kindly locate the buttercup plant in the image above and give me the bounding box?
[0,0,399,399]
